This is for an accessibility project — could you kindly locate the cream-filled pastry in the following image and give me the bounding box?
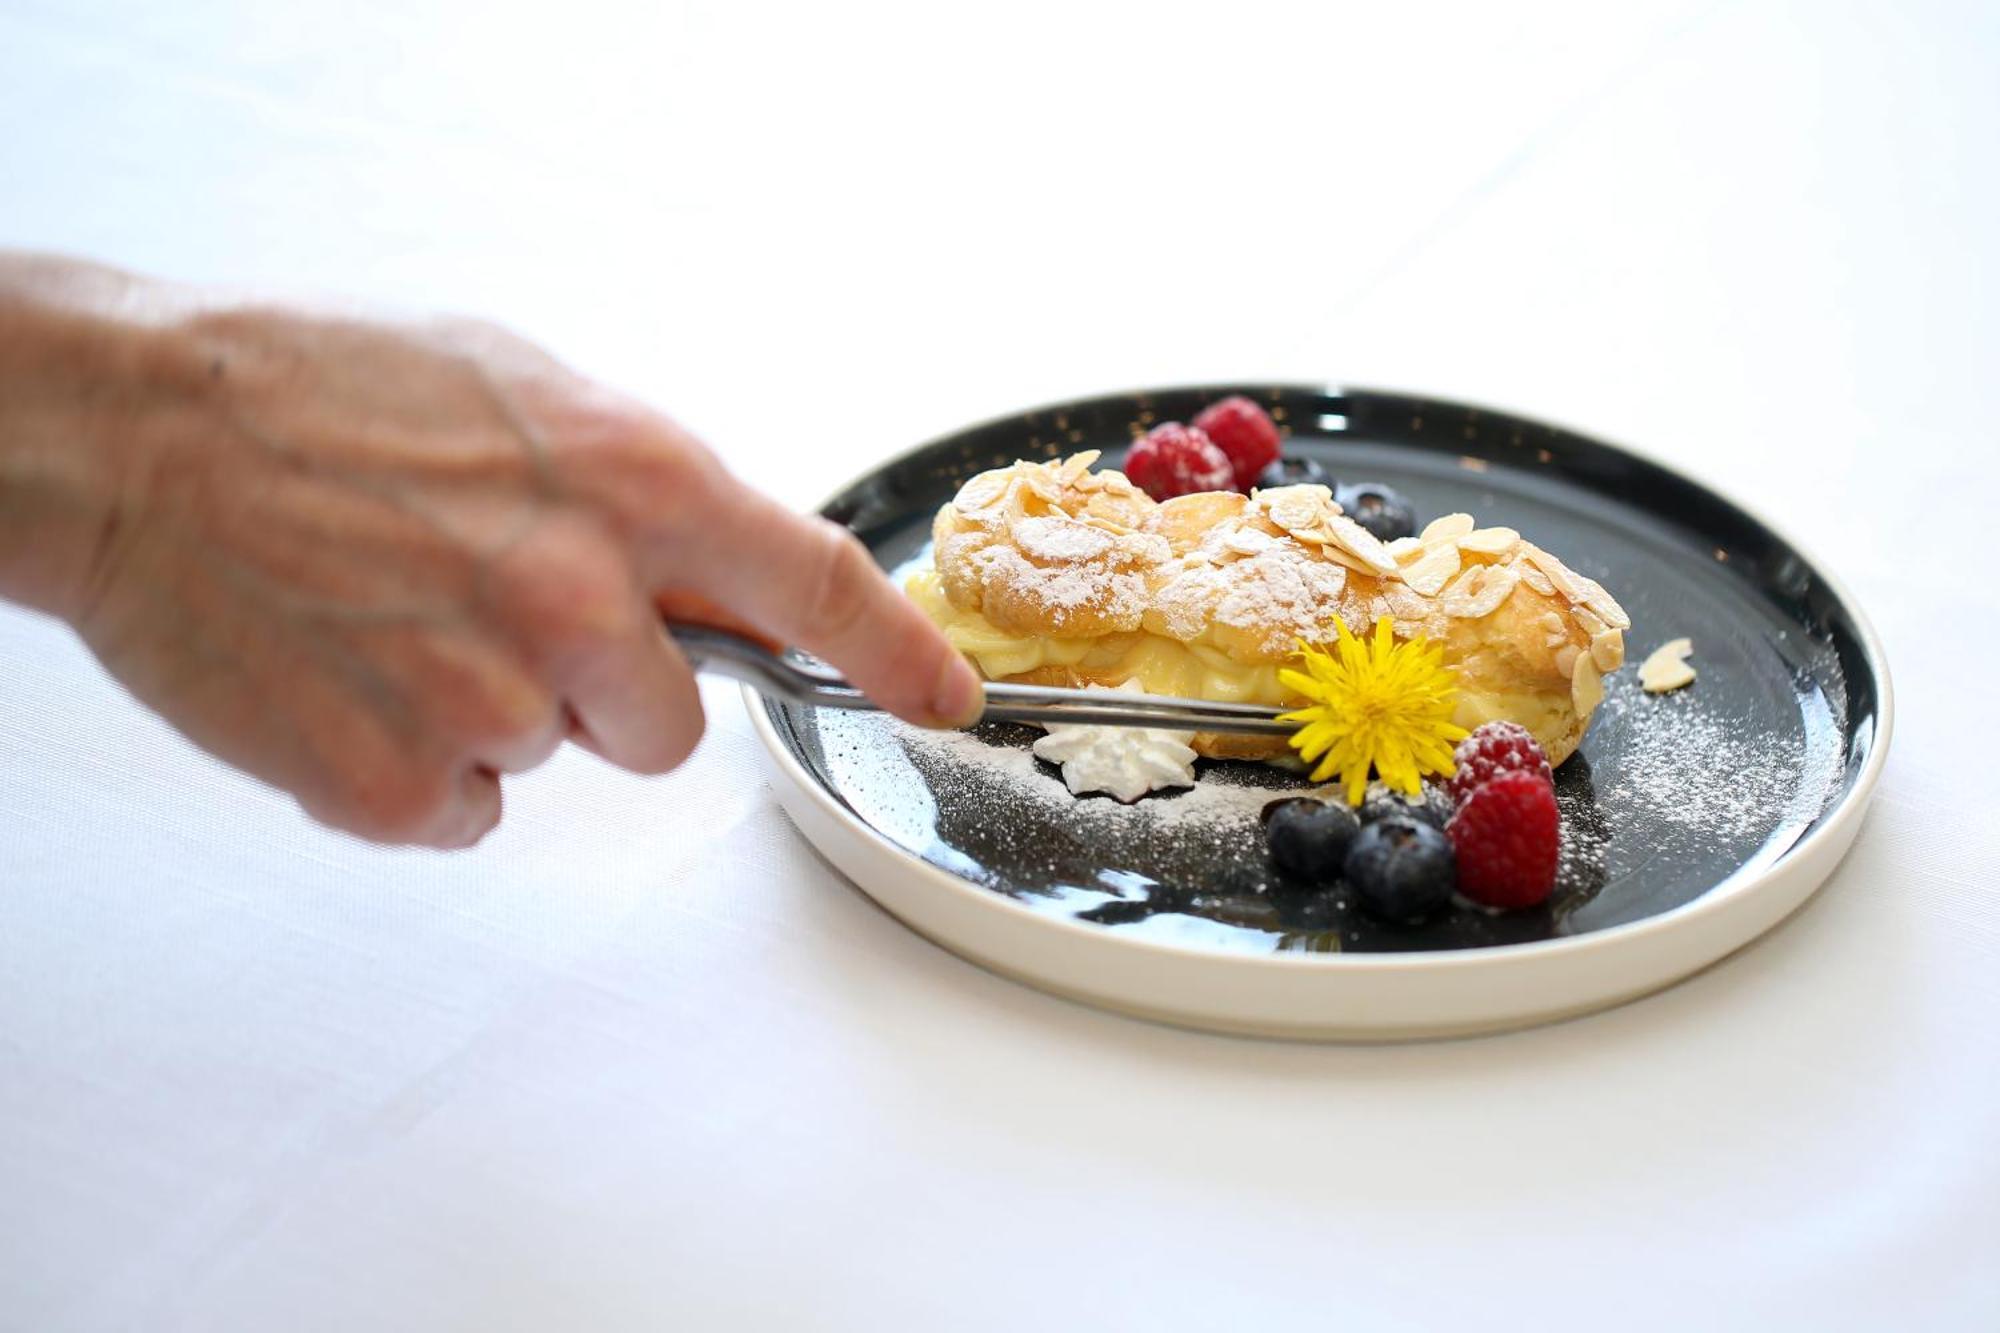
[914,452,1629,765]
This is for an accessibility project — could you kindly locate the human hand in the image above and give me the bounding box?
[1,258,981,846]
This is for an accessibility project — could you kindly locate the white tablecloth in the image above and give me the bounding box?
[3,2,1995,1328]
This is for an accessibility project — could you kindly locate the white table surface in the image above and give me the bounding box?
[4,2,1997,1328]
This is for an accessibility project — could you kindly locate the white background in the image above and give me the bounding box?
[3,1,1997,1328]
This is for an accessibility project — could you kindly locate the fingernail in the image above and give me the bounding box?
[930,655,984,728]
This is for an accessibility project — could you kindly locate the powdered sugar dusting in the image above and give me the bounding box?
[1147,546,1352,653]
[808,708,1338,924]
[968,544,1151,623]
[902,722,1327,831]
[1014,515,1115,563]
[1555,785,1611,886]
[1589,671,1839,848]
[797,646,1844,950]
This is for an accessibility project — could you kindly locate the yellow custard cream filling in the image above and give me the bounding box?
[909,570,1576,752]
[906,571,1289,704]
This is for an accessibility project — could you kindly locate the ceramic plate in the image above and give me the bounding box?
[747,385,1891,1039]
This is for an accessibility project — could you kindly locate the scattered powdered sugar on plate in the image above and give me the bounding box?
[800,653,1843,948]
[815,708,1615,909]
[808,707,1349,918]
[1554,784,1611,887]
[1597,681,1765,839]
[1586,670,1842,857]
[900,722,1330,832]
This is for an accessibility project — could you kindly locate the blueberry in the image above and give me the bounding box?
[1359,786,1448,830]
[1343,815,1456,922]
[1336,482,1417,542]
[1256,455,1333,490]
[1263,798,1359,883]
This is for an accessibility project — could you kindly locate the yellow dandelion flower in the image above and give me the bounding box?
[1277,616,1469,807]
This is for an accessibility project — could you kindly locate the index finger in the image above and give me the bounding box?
[661,485,983,729]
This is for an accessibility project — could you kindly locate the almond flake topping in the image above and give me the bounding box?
[954,472,1010,515]
[1057,451,1098,485]
[1573,574,1632,631]
[1639,638,1695,693]
[1222,527,1278,558]
[1522,545,1586,603]
[1420,513,1476,542]
[1319,512,1400,574]
[1457,527,1521,557]
[1401,541,1462,596]
[1571,651,1605,715]
[1441,564,1520,619]
[1266,488,1330,533]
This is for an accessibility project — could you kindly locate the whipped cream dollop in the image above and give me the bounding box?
[1030,682,1198,803]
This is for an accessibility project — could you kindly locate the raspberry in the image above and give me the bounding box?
[1192,395,1282,492]
[1123,422,1234,500]
[1446,769,1560,909]
[1444,721,1553,809]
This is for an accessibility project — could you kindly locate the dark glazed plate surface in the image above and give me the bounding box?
[764,386,1882,956]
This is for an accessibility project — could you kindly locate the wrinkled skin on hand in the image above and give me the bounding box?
[0,260,980,847]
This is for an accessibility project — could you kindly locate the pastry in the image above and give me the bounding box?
[909,451,1630,765]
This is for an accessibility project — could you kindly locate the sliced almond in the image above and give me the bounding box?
[1385,536,1425,562]
[1265,487,1332,532]
[1517,559,1556,597]
[1021,466,1064,505]
[1401,541,1462,596]
[1572,605,1607,638]
[1456,527,1521,557]
[1591,628,1625,672]
[1574,574,1632,631]
[1320,511,1400,575]
[954,471,1011,515]
[1383,584,1433,622]
[1077,512,1136,536]
[1057,451,1099,485]
[1311,539,1392,578]
[1572,650,1605,715]
[1441,564,1520,619]
[1522,545,1589,604]
[1420,512,1476,542]
[1639,637,1696,693]
[1014,515,1116,565]
[1538,611,1566,634]
[999,478,1034,523]
[1553,643,1580,678]
[1223,527,1276,557]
